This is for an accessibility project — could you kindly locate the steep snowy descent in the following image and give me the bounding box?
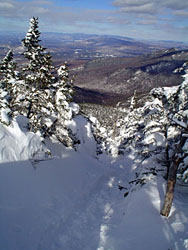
[0,116,188,250]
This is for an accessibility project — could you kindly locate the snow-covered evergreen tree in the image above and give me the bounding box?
[169,71,188,183]
[154,67,188,216]
[20,17,79,144]
[0,86,11,125]
[21,17,56,135]
[22,17,54,90]
[52,63,79,146]
[0,50,17,80]
[57,63,74,102]
[151,64,188,184]
[88,115,107,155]
[26,87,56,135]
[0,50,20,125]
[129,90,137,112]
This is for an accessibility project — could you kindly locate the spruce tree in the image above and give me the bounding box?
[22,17,54,89]
[21,17,78,145]
[129,90,137,111]
[57,63,74,102]
[0,50,17,81]
[22,17,56,135]
[0,50,19,124]
[53,63,77,146]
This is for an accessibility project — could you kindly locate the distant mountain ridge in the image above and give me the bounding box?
[71,48,188,105]
[0,31,187,60]
[0,31,188,106]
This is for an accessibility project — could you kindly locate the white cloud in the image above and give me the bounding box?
[32,0,53,4]
[0,2,14,9]
[113,0,188,15]
[137,19,157,25]
[107,16,131,24]
[119,3,157,14]
[111,0,188,42]
[162,0,188,10]
[113,0,150,7]
[174,10,188,17]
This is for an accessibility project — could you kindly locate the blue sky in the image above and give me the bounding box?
[0,0,188,42]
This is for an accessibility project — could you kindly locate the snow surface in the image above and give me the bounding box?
[0,119,188,250]
[0,117,49,163]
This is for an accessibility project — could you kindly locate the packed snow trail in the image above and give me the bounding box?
[0,122,188,249]
[37,150,188,250]
[38,169,125,250]
[0,142,130,250]
[37,139,132,250]
[0,145,188,250]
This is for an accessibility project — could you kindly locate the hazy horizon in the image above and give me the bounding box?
[0,0,187,43]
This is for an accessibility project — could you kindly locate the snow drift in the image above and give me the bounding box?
[0,116,49,163]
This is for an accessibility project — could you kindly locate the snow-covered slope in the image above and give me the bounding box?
[0,118,188,250]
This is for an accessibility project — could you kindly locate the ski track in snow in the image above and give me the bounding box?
[38,138,136,250]
[37,152,188,250]
[0,120,188,250]
[38,171,124,250]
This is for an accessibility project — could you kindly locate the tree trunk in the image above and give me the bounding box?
[160,157,180,217]
[164,124,170,180]
[160,136,186,217]
[27,101,32,119]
